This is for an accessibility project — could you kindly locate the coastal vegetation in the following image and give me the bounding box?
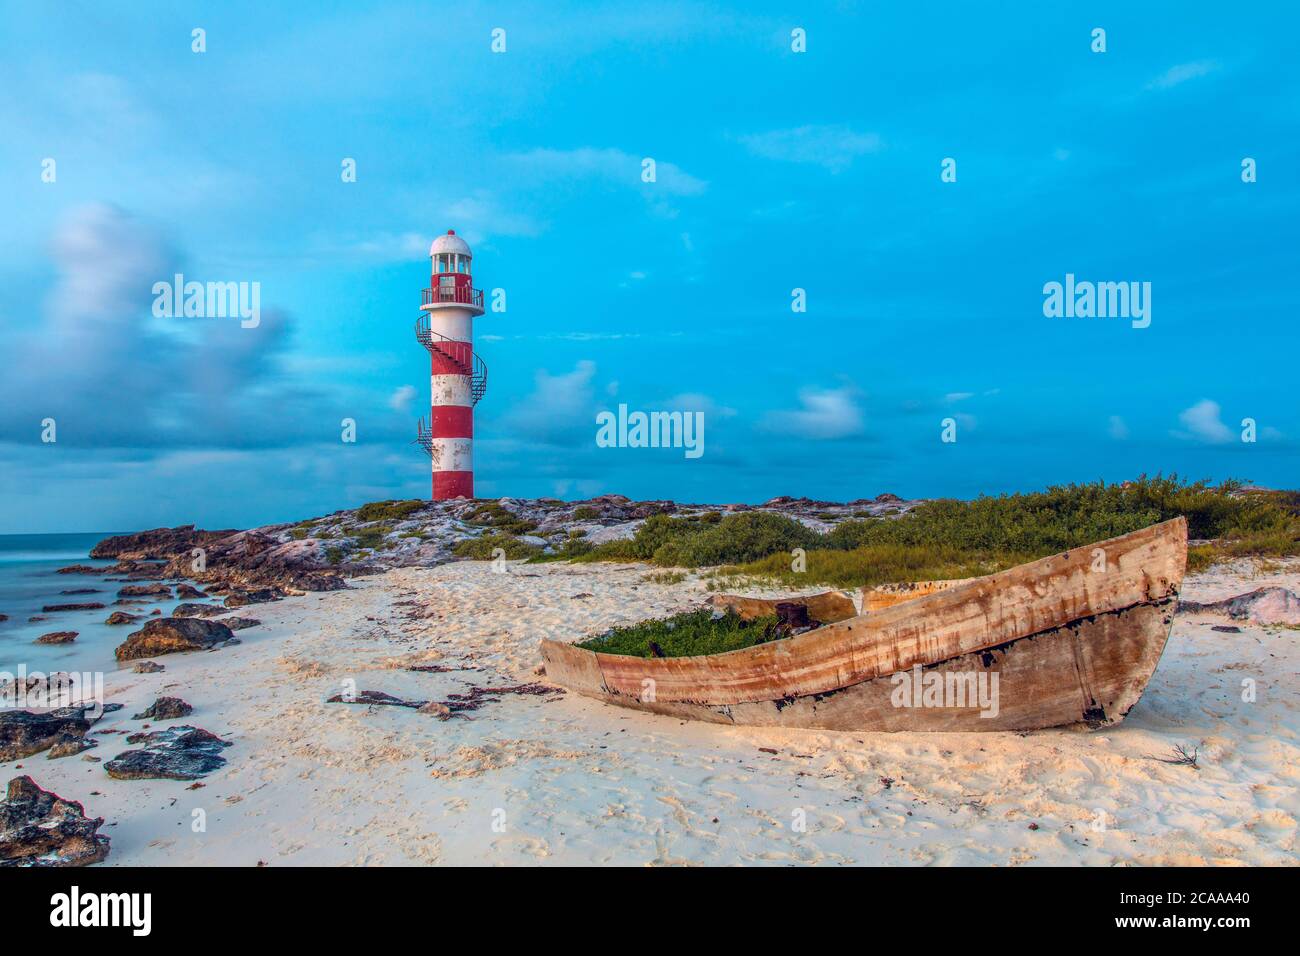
[577,607,778,658]
[570,477,1300,585]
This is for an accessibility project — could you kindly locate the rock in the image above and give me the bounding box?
[47,734,98,759]
[117,583,172,597]
[132,697,193,721]
[104,726,231,780]
[0,776,110,866]
[114,617,238,661]
[1181,587,1300,626]
[104,611,140,626]
[40,603,105,613]
[176,584,207,599]
[0,614,6,623]
[223,588,283,608]
[0,707,97,761]
[172,602,226,618]
[1212,625,1242,633]
[218,617,261,631]
[132,661,165,674]
[875,492,904,503]
[27,616,47,624]
[91,525,238,560]
[417,702,452,718]
[59,588,101,595]
[35,631,78,645]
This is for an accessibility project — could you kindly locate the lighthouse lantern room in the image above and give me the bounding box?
[415,230,487,500]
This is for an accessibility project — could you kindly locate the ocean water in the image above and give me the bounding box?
[0,532,182,676]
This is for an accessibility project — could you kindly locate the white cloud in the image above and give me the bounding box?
[1147,60,1219,91]
[1108,415,1130,440]
[499,360,599,445]
[945,391,974,402]
[761,386,864,439]
[505,147,707,197]
[739,125,881,173]
[388,384,417,412]
[1176,399,1233,443]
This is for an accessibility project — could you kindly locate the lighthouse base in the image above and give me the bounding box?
[433,471,473,500]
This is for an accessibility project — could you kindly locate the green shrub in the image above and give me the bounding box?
[577,608,779,658]
[352,524,393,551]
[572,505,600,520]
[356,499,426,523]
[465,502,538,535]
[452,532,541,560]
[324,546,345,565]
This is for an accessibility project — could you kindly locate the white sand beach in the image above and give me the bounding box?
[22,558,1299,866]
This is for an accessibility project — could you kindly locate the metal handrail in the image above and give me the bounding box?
[421,285,483,309]
[413,315,488,405]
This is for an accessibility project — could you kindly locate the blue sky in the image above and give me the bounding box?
[1,1,1296,533]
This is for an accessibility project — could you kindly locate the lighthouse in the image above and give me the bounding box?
[415,230,486,500]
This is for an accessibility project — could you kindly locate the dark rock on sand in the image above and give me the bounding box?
[218,617,261,631]
[132,697,193,721]
[47,734,98,759]
[223,588,283,608]
[41,603,105,613]
[35,631,78,645]
[1180,587,1300,626]
[132,661,165,673]
[104,726,231,780]
[0,776,110,866]
[0,706,107,761]
[117,583,172,598]
[172,602,225,618]
[114,617,238,661]
[104,611,140,626]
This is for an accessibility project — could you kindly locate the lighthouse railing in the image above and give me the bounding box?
[421,285,483,309]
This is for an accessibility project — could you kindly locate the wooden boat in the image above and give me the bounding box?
[539,518,1186,732]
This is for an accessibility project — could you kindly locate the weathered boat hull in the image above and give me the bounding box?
[540,518,1187,732]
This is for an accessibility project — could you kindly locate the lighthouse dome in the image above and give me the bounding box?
[429,229,471,258]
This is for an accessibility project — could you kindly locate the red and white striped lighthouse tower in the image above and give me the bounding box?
[415,230,486,500]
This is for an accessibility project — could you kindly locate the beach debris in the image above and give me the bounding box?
[1153,744,1200,769]
[1211,625,1242,633]
[132,697,193,721]
[0,704,121,762]
[172,602,226,618]
[104,726,232,780]
[35,631,78,645]
[329,683,564,721]
[132,661,165,673]
[648,641,667,659]
[176,583,207,599]
[117,583,172,598]
[40,603,105,613]
[114,617,238,661]
[1180,586,1300,626]
[218,617,261,631]
[104,611,140,626]
[327,689,425,709]
[0,775,110,866]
